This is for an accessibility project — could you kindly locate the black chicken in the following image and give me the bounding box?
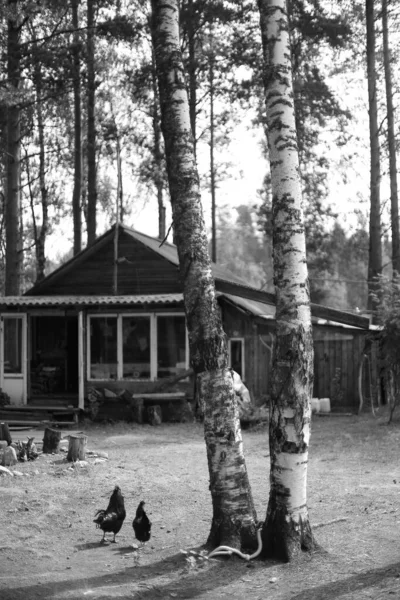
[132,501,152,545]
[94,485,126,543]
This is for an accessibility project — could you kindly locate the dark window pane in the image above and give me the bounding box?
[122,317,151,380]
[157,316,186,379]
[90,317,117,379]
[4,318,22,374]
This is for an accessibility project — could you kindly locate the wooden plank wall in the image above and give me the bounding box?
[36,231,182,296]
[312,326,371,412]
[222,303,373,413]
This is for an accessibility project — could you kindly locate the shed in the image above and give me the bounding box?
[0,224,372,419]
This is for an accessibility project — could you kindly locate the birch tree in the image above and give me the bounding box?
[258,0,314,561]
[150,0,258,550]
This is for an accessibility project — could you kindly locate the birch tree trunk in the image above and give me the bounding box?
[151,49,166,240]
[366,0,382,313]
[151,0,257,550]
[382,0,400,276]
[5,0,22,295]
[258,0,314,562]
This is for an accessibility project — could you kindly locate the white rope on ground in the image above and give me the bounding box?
[207,526,263,561]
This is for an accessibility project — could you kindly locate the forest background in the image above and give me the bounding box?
[0,0,397,312]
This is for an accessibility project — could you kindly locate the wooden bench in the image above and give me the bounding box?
[130,392,187,403]
[129,392,191,424]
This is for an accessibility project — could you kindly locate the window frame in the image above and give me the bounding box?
[87,312,189,382]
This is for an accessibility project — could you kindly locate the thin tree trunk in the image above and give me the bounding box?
[151,0,258,551]
[5,0,22,295]
[366,0,382,313]
[116,133,123,223]
[382,0,400,276]
[258,0,314,562]
[29,23,49,282]
[72,0,82,255]
[34,50,48,282]
[151,49,166,240]
[86,0,97,245]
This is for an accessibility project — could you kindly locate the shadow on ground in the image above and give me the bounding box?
[290,561,400,600]
[3,557,400,600]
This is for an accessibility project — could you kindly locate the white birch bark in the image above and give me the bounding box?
[151,0,257,550]
[258,0,314,561]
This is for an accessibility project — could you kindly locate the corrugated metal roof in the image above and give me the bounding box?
[0,294,184,307]
[223,293,275,319]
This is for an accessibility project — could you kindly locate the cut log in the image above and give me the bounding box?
[67,434,88,461]
[130,397,144,424]
[1,445,17,466]
[167,400,194,423]
[0,422,12,445]
[42,428,62,454]
[147,405,162,426]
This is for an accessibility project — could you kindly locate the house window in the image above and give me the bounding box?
[87,313,188,381]
[89,316,118,379]
[3,317,23,374]
[157,315,187,378]
[122,316,151,380]
[228,338,245,380]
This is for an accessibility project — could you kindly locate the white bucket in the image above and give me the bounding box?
[319,398,331,413]
[311,398,320,414]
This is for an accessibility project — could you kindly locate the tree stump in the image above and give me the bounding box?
[0,422,12,445]
[147,405,162,426]
[1,445,17,466]
[130,398,144,424]
[42,428,62,454]
[67,434,88,461]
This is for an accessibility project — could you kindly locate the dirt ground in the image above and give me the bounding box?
[1,409,400,600]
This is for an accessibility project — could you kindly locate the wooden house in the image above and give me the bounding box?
[0,224,373,422]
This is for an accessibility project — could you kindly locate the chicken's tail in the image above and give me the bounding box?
[93,509,106,526]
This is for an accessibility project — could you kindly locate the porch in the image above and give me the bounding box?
[0,295,193,424]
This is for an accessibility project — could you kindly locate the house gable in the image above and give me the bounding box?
[27,227,182,296]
